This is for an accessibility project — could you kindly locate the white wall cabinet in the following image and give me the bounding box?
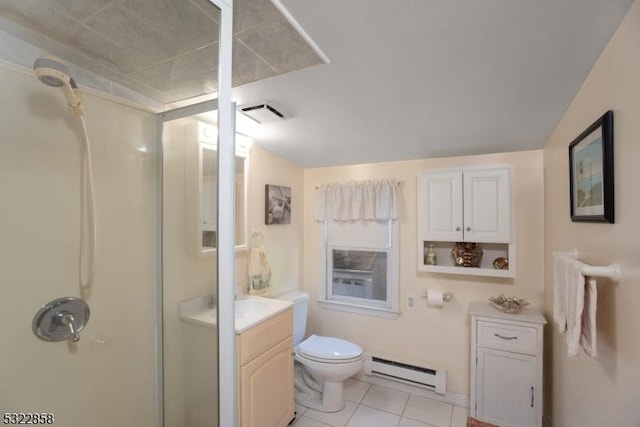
[469,303,546,427]
[417,166,514,277]
[183,120,250,256]
[237,309,294,427]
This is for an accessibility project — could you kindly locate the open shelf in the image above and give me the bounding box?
[418,241,515,278]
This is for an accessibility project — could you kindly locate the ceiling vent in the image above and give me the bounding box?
[238,102,288,124]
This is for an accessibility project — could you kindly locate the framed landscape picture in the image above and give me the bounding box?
[569,110,614,223]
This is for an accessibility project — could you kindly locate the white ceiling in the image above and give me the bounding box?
[0,0,633,168]
[234,0,635,168]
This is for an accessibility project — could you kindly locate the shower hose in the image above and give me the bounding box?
[78,114,96,290]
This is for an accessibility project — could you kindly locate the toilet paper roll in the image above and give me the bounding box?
[427,290,444,308]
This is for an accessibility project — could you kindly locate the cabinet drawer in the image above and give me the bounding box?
[477,321,537,355]
[238,309,293,366]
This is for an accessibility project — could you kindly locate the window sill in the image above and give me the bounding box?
[316,299,400,319]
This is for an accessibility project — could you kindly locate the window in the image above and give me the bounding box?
[315,180,400,318]
[330,248,387,303]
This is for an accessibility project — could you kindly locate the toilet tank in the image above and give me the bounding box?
[276,291,309,346]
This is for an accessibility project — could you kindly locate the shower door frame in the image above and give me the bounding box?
[155,0,236,426]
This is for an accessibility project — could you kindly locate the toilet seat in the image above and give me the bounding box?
[298,335,363,363]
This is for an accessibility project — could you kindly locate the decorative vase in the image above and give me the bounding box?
[425,243,437,265]
[451,242,483,267]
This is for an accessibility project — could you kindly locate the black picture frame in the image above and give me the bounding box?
[568,110,614,223]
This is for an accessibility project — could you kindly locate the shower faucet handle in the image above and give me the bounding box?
[32,297,90,343]
[59,313,80,342]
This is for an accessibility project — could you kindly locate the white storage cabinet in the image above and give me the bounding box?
[417,166,515,277]
[469,303,546,427]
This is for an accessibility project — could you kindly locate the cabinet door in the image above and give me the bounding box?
[463,168,511,243]
[476,347,537,427]
[240,338,294,427]
[418,171,463,242]
[202,175,217,232]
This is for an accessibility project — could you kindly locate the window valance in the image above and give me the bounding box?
[314,179,399,221]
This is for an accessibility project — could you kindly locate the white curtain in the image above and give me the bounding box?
[314,179,399,221]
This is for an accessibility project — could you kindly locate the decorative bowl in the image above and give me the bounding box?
[492,257,509,270]
[489,294,529,313]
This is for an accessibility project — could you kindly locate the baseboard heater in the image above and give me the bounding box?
[363,354,447,395]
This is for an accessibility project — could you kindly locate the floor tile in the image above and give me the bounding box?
[344,379,371,403]
[293,416,334,427]
[450,406,469,427]
[403,395,453,427]
[303,401,358,427]
[361,384,410,415]
[398,417,433,427]
[346,405,400,427]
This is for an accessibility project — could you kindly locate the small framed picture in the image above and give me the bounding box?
[568,110,614,223]
[265,184,291,224]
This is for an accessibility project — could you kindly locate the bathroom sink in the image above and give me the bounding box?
[235,298,269,319]
[179,295,291,333]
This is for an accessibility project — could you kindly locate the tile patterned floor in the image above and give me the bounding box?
[291,379,469,427]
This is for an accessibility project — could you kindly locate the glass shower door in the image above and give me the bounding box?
[0,0,234,425]
[161,1,236,427]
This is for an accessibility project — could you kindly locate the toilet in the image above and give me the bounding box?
[277,291,364,413]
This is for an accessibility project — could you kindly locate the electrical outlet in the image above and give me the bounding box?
[406,293,416,309]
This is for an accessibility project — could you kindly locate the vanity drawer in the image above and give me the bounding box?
[238,308,292,366]
[477,320,538,355]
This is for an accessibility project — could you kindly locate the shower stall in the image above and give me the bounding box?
[0,0,236,426]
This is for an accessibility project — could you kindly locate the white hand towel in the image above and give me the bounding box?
[553,253,569,333]
[566,257,586,357]
[580,277,598,357]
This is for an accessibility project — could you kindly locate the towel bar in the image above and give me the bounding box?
[553,250,621,282]
[581,264,621,282]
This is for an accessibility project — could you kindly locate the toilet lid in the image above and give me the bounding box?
[298,335,363,361]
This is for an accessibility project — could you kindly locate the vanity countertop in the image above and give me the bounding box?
[179,295,292,333]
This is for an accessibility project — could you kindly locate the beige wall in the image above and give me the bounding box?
[240,145,304,298]
[0,65,157,425]
[303,150,544,395]
[543,1,640,425]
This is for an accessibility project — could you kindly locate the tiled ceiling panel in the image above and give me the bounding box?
[238,17,324,74]
[0,0,325,105]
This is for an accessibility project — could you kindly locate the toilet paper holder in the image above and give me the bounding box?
[420,289,453,303]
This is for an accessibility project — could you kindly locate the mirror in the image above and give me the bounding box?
[185,120,249,256]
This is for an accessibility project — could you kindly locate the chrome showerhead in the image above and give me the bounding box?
[33,56,83,115]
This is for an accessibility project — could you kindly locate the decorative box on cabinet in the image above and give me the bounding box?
[237,308,294,427]
[469,303,546,427]
[417,166,515,277]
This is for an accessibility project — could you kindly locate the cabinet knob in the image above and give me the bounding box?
[466,226,471,231]
[455,227,461,232]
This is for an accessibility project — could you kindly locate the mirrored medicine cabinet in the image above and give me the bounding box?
[184,120,250,256]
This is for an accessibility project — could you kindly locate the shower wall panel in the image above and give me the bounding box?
[0,65,157,427]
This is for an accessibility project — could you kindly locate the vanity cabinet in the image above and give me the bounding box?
[237,308,294,427]
[417,166,515,277]
[469,303,546,427]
